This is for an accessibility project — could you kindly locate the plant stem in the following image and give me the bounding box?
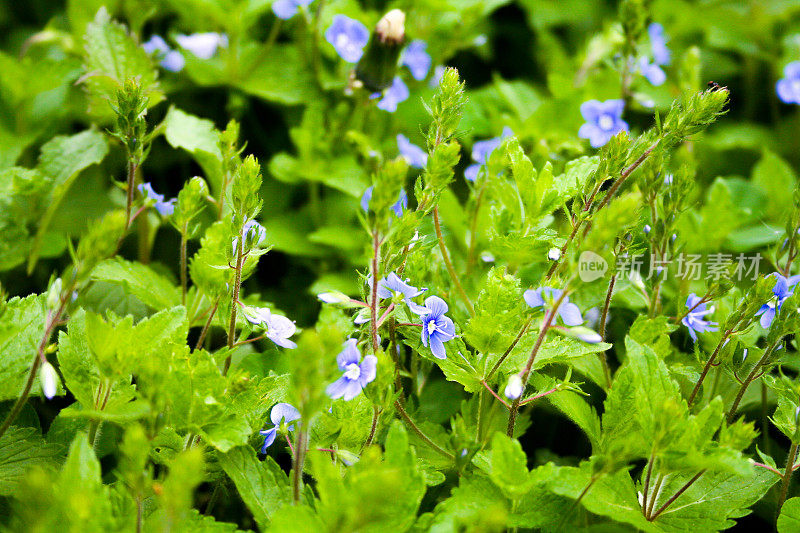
[364,406,380,449]
[223,231,245,375]
[370,231,381,355]
[433,207,474,316]
[642,449,656,517]
[688,330,731,407]
[646,473,665,519]
[648,470,705,521]
[506,291,567,437]
[481,380,510,409]
[598,273,616,388]
[394,400,454,460]
[485,316,533,382]
[180,228,188,306]
[125,160,137,229]
[519,386,560,406]
[291,427,308,504]
[777,441,799,520]
[194,297,220,351]
[727,342,778,423]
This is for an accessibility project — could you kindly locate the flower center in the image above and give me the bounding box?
[427,320,438,335]
[344,363,361,380]
[336,34,351,50]
[598,114,614,130]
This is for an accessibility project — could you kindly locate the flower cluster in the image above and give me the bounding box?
[413,296,456,359]
[232,219,267,256]
[138,183,176,217]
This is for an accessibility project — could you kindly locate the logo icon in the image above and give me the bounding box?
[578,251,608,282]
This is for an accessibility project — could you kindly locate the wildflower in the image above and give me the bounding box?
[755,273,800,328]
[40,361,58,399]
[578,99,629,148]
[375,272,425,300]
[523,288,583,326]
[175,32,228,59]
[138,183,176,216]
[464,127,514,182]
[232,219,267,256]
[638,56,666,86]
[242,306,298,348]
[430,65,446,88]
[360,186,407,217]
[402,40,431,80]
[681,293,718,341]
[260,403,300,453]
[397,134,427,169]
[272,0,312,19]
[376,76,409,112]
[142,35,185,72]
[412,296,456,359]
[644,224,651,234]
[648,23,671,66]
[776,62,800,105]
[327,339,378,401]
[325,15,369,63]
[504,374,524,400]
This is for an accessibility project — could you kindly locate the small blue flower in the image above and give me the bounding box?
[260,403,300,453]
[430,65,446,88]
[325,15,369,63]
[175,32,228,59]
[138,183,176,216]
[412,296,456,359]
[360,186,407,217]
[376,76,409,112]
[241,306,298,348]
[232,219,267,255]
[327,339,378,401]
[523,288,583,326]
[272,0,313,19]
[142,35,185,72]
[648,23,671,66]
[464,126,513,182]
[681,293,718,341]
[578,99,629,148]
[402,40,431,81]
[776,62,800,105]
[638,56,666,86]
[375,272,425,300]
[397,134,427,169]
[755,273,800,328]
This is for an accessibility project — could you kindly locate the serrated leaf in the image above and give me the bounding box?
[779,498,800,533]
[163,106,224,192]
[0,427,62,496]
[0,294,46,401]
[91,257,181,310]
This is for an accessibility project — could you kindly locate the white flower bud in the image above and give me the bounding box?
[40,361,58,399]
[46,278,62,309]
[547,247,561,261]
[504,374,524,400]
[376,9,405,42]
[643,224,651,234]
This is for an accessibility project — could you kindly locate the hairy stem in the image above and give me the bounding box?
[180,228,188,306]
[777,441,799,520]
[485,316,533,382]
[370,231,381,355]
[194,297,220,352]
[598,273,616,388]
[223,231,245,375]
[687,330,731,407]
[395,400,454,460]
[291,427,308,504]
[125,159,137,229]
[433,207,474,316]
[727,342,778,423]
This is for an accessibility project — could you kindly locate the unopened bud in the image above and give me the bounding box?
[46,278,62,309]
[40,360,58,399]
[504,374,524,400]
[376,9,405,43]
[547,247,561,261]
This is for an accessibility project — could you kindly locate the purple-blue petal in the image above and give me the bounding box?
[260,427,277,452]
[397,134,427,169]
[336,339,361,370]
[429,335,447,359]
[402,40,432,81]
[559,302,583,326]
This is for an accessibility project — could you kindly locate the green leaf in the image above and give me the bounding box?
[0,427,62,496]
[751,151,796,223]
[163,106,224,192]
[532,373,601,450]
[778,498,800,533]
[487,432,531,499]
[218,446,292,529]
[91,257,181,310]
[27,129,109,272]
[0,294,46,401]
[465,267,527,358]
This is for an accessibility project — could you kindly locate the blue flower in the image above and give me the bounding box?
[142,35,185,72]
[402,40,431,81]
[232,219,267,255]
[372,272,427,313]
[272,0,313,19]
[755,273,800,328]
[681,293,718,341]
[648,23,671,66]
[638,56,666,86]
[464,126,513,182]
[430,65,446,88]
[412,296,456,359]
[260,403,300,453]
[776,62,800,105]
[376,76,409,112]
[241,306,298,348]
[360,186,407,217]
[175,32,228,59]
[138,183,176,216]
[578,99,629,148]
[397,134,427,169]
[523,288,583,326]
[326,339,378,401]
[325,15,369,63]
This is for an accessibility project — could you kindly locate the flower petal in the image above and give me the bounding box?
[429,335,447,359]
[559,302,583,326]
[358,355,378,386]
[270,402,301,425]
[424,295,448,317]
[336,339,361,370]
[260,427,277,453]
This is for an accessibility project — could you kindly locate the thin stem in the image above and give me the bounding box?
[376,303,395,329]
[180,228,188,306]
[754,462,782,476]
[727,342,778,423]
[481,380,511,409]
[646,473,666,519]
[291,427,308,504]
[485,316,533,382]
[507,291,568,437]
[433,207,474,316]
[125,159,137,229]
[370,231,381,355]
[194,297,220,351]
[688,330,731,407]
[777,441,799,519]
[394,400,454,460]
[598,273,616,388]
[519,386,560,406]
[223,232,245,375]
[648,470,705,521]
[556,475,598,530]
[642,449,656,517]
[389,319,404,396]
[364,406,380,449]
